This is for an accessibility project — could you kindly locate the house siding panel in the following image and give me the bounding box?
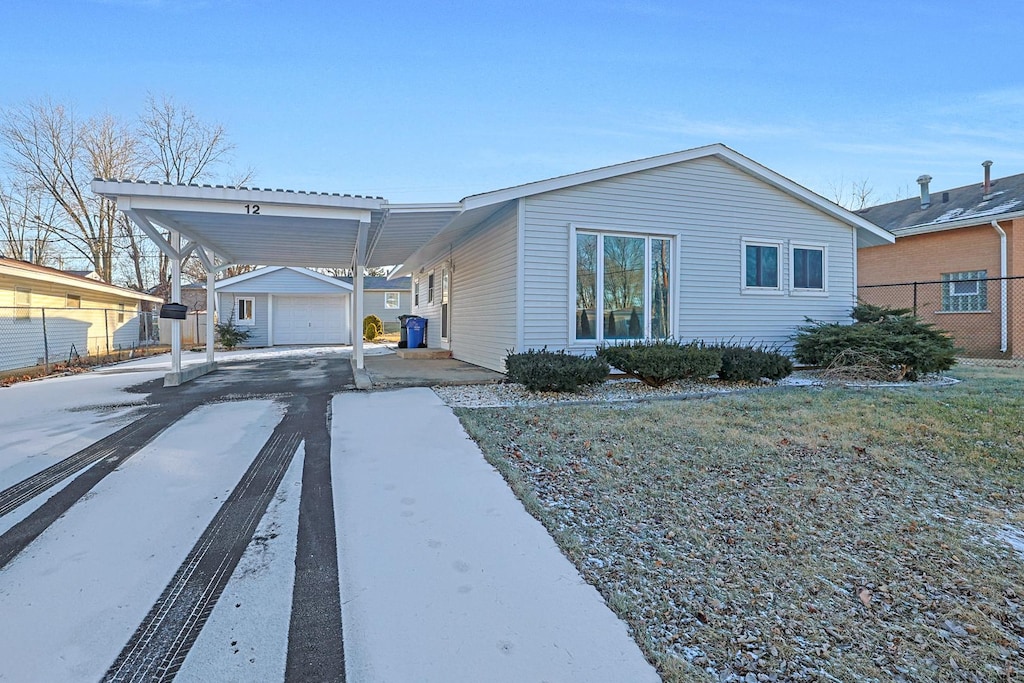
[411,202,518,371]
[362,289,411,331]
[217,268,346,295]
[523,156,858,353]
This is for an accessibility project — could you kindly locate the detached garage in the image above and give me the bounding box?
[215,267,352,346]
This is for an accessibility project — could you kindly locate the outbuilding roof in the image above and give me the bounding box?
[0,257,163,303]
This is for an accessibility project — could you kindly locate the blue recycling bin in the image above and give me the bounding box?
[405,316,427,348]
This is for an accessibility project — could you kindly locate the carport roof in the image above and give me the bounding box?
[91,180,461,269]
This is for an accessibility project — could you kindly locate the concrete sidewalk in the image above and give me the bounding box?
[331,388,660,683]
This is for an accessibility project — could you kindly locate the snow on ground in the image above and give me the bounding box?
[0,400,283,682]
[176,444,304,683]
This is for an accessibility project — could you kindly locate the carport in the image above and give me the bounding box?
[91,180,461,385]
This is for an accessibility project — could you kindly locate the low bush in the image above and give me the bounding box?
[794,305,956,380]
[216,319,252,350]
[505,348,609,392]
[363,314,384,341]
[597,340,721,387]
[713,343,794,382]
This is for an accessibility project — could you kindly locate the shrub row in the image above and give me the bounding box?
[506,340,793,392]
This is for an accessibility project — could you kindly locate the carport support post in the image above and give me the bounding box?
[171,231,182,375]
[353,219,368,370]
[206,263,216,363]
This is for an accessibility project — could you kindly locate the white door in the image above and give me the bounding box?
[273,295,348,345]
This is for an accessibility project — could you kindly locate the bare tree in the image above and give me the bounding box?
[825,176,876,211]
[137,94,255,290]
[0,174,59,264]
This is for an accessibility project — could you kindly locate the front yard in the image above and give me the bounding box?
[456,364,1024,682]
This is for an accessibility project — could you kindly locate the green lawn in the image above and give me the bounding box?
[456,364,1024,682]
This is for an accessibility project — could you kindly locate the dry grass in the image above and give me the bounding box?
[456,365,1024,682]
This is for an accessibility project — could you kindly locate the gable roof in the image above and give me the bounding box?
[0,257,163,303]
[393,143,894,277]
[858,172,1024,237]
[337,276,410,290]
[214,266,354,291]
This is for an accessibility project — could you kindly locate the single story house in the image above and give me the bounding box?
[394,145,894,371]
[214,266,354,346]
[857,163,1024,357]
[339,276,411,331]
[0,257,163,372]
[93,143,895,381]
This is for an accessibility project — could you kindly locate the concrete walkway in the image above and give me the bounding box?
[331,388,660,683]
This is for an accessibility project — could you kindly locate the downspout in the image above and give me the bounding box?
[991,220,1008,353]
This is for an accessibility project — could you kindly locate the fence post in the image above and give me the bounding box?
[913,282,918,317]
[104,308,110,356]
[41,308,50,375]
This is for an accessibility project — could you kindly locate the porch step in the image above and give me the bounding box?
[395,348,452,360]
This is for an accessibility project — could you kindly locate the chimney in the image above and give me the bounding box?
[983,160,993,199]
[916,174,932,209]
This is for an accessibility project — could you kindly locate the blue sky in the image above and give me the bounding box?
[3,0,1023,204]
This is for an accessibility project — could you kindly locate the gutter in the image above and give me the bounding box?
[991,220,1008,353]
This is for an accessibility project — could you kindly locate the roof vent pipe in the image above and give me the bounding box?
[916,174,932,209]
[983,160,993,198]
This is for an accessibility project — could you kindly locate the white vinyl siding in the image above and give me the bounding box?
[411,202,518,371]
[524,156,857,353]
[362,289,410,330]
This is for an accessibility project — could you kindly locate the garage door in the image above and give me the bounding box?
[273,296,348,345]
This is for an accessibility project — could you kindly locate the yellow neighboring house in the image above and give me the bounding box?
[0,257,163,373]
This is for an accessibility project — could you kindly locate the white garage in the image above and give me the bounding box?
[216,267,352,347]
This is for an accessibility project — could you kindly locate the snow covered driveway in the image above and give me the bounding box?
[0,349,353,682]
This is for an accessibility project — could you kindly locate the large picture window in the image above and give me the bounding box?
[574,231,672,342]
[942,270,987,312]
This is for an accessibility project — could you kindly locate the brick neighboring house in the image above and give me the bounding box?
[857,163,1024,358]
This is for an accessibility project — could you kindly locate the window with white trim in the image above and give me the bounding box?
[791,244,826,291]
[573,230,672,342]
[742,240,781,290]
[66,294,82,309]
[236,296,255,325]
[942,270,987,312]
[384,291,400,309]
[413,280,420,307]
[427,273,435,303]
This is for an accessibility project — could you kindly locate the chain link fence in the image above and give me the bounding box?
[0,306,163,376]
[858,275,1023,360]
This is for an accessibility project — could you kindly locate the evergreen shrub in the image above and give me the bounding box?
[597,339,721,387]
[713,343,794,382]
[794,305,956,380]
[363,314,384,341]
[216,319,252,350]
[504,348,609,392]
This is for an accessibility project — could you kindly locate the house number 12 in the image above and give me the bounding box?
[244,204,260,214]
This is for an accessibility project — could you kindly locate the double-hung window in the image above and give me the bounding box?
[384,292,400,309]
[942,270,987,312]
[791,244,826,292]
[574,230,673,342]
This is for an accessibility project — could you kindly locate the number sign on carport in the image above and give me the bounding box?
[91,180,460,386]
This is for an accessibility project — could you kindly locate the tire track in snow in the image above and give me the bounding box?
[0,406,185,569]
[103,406,305,682]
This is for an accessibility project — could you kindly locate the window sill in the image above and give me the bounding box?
[790,289,829,297]
[740,288,785,296]
[935,310,991,315]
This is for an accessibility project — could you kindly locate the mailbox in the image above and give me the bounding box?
[159,303,188,320]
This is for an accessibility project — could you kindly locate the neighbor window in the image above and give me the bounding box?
[743,241,780,289]
[14,287,31,320]
[66,294,82,309]
[791,244,826,291]
[117,303,126,323]
[942,270,987,312]
[574,230,672,342]
[236,297,255,324]
[384,292,400,309]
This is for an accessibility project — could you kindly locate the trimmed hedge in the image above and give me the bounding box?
[794,305,956,380]
[713,344,793,382]
[597,340,721,387]
[363,314,384,341]
[505,348,610,392]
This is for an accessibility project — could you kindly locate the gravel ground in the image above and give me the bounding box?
[450,370,1024,682]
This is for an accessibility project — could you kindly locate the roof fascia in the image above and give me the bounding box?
[0,263,163,302]
[214,266,284,289]
[213,266,354,291]
[92,179,383,211]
